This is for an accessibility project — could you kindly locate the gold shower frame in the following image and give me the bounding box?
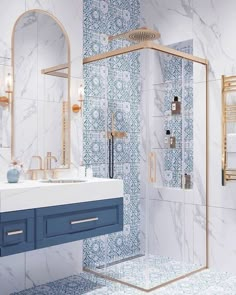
[83,41,209,293]
[221,75,236,184]
[11,9,71,168]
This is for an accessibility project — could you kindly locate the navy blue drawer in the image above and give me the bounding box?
[0,209,35,256]
[36,198,123,249]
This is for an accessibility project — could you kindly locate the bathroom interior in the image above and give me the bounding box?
[0,0,236,294]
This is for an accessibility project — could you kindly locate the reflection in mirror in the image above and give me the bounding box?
[12,10,70,170]
[0,62,11,149]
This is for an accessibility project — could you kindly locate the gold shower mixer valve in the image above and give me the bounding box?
[107,113,127,139]
[107,130,127,139]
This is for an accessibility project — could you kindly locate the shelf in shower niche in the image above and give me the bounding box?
[152,113,193,119]
[153,184,193,192]
[152,78,193,86]
[152,147,193,151]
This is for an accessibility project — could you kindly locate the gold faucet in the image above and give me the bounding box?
[44,152,58,179]
[28,156,43,180]
[32,156,43,170]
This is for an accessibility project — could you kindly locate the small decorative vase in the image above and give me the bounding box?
[7,168,20,183]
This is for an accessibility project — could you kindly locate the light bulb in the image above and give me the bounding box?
[5,73,12,93]
[78,84,84,100]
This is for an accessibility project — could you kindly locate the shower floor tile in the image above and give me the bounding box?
[89,254,203,290]
[11,257,236,295]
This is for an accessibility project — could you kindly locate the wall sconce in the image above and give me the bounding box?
[72,82,84,115]
[0,71,13,109]
[5,72,13,94]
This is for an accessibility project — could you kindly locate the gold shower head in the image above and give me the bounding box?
[108,27,160,42]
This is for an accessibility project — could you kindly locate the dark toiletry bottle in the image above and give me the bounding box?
[170,135,176,148]
[171,96,181,115]
[184,173,191,189]
[165,130,171,148]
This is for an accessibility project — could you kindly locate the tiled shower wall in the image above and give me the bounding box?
[161,41,193,188]
[83,0,141,266]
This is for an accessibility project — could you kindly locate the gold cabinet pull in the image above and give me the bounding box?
[7,230,24,236]
[70,217,98,225]
[149,152,156,183]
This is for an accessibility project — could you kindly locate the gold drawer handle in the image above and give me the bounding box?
[70,217,98,225]
[7,230,24,236]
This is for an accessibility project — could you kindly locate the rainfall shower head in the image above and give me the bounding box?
[108,27,160,42]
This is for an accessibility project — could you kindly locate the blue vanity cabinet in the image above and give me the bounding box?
[0,197,123,256]
[0,209,35,257]
[36,198,123,249]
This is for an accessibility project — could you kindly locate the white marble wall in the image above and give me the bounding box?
[141,0,236,274]
[0,1,83,294]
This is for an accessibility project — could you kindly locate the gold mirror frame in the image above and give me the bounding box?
[11,9,71,168]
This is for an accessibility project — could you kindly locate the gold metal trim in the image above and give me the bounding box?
[83,40,209,290]
[221,74,236,184]
[149,152,156,183]
[11,9,71,168]
[206,63,209,268]
[83,41,208,65]
[84,266,207,293]
[41,63,69,78]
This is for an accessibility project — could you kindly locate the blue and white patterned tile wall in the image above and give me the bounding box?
[162,40,193,188]
[83,0,141,267]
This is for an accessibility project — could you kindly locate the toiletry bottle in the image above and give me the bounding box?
[171,96,181,115]
[78,162,86,178]
[170,135,176,148]
[86,166,93,178]
[165,130,171,148]
[184,173,191,189]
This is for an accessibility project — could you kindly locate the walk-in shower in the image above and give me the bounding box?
[83,34,208,292]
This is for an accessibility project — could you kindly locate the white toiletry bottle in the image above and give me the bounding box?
[78,162,86,178]
[86,166,93,178]
[165,130,171,148]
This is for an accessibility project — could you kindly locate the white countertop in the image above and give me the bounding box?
[0,178,124,213]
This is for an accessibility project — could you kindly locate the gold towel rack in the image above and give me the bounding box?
[222,75,236,185]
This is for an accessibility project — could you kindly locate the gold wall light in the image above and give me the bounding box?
[72,82,84,115]
[0,71,13,109]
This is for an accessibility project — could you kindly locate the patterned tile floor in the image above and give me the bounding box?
[12,256,236,295]
[90,254,203,290]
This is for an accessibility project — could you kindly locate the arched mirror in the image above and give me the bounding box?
[12,10,70,171]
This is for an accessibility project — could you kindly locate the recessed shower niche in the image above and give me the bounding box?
[83,38,208,292]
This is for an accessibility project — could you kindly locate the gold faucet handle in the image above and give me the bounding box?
[27,169,41,180]
[52,169,59,179]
